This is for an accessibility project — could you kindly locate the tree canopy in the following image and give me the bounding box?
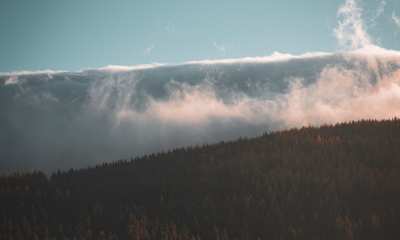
[1,118,400,240]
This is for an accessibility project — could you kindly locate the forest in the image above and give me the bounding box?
[1,118,400,240]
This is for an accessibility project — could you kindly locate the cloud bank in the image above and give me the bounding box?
[1,47,400,174]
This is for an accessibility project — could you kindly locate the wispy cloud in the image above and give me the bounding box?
[214,41,234,53]
[4,76,18,85]
[165,22,176,32]
[156,18,177,32]
[334,0,371,50]
[371,1,385,25]
[393,12,400,28]
[143,45,155,54]
[156,18,163,26]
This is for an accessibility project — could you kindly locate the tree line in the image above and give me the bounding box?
[1,118,400,240]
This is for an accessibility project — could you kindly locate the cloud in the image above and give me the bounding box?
[4,76,18,85]
[156,18,163,26]
[98,63,166,72]
[165,22,176,32]
[185,51,331,65]
[143,45,155,54]
[1,47,400,175]
[279,57,400,127]
[376,1,385,16]
[155,19,177,32]
[393,12,400,28]
[334,0,371,49]
[214,41,234,53]
[371,1,385,25]
[0,69,67,77]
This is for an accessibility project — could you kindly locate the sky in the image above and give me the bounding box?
[1,0,400,73]
[1,0,400,175]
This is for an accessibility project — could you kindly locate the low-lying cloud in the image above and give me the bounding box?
[1,47,400,174]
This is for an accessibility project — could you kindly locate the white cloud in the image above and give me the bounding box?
[156,18,163,26]
[1,70,67,85]
[165,22,176,32]
[371,1,385,25]
[334,0,371,50]
[393,12,400,28]
[0,51,334,79]
[113,53,400,129]
[143,45,155,54]
[376,1,385,16]
[4,76,18,85]
[0,70,66,77]
[186,51,331,65]
[98,63,166,73]
[156,19,177,32]
[214,41,234,53]
[279,59,400,127]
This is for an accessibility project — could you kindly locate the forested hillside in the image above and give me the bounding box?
[1,118,400,240]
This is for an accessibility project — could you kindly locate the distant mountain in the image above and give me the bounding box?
[1,118,400,240]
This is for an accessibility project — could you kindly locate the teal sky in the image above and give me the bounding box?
[1,0,399,72]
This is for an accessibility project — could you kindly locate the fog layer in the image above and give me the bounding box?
[1,46,400,174]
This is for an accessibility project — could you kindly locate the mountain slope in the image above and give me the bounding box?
[1,118,400,240]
